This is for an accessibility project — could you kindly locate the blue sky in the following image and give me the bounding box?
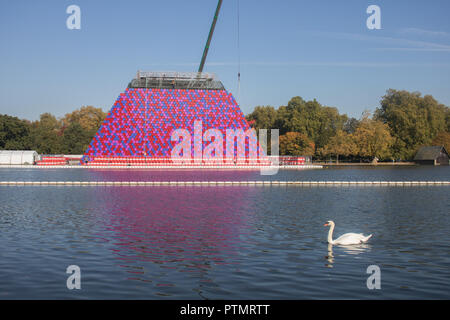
[1,0,449,120]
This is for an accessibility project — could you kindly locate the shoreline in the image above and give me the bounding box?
[313,162,416,166]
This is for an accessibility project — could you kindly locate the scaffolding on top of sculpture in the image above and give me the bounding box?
[129,71,225,90]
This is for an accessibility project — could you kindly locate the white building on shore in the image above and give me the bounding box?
[0,150,38,165]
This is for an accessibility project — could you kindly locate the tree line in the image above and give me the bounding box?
[246,89,450,161]
[1,89,449,160]
[0,106,106,154]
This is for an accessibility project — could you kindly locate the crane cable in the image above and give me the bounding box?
[237,0,241,104]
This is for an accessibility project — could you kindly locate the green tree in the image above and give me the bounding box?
[276,97,347,153]
[375,89,448,159]
[0,114,32,150]
[30,113,63,154]
[60,106,106,154]
[446,109,450,132]
[279,132,315,156]
[61,122,91,154]
[317,106,348,149]
[343,117,360,134]
[245,106,277,130]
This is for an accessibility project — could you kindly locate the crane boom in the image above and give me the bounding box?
[198,0,223,73]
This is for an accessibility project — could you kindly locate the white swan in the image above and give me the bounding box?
[324,220,372,245]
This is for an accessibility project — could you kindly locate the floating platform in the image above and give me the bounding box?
[0,165,322,170]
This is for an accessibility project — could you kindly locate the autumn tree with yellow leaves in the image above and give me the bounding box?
[352,112,394,160]
[321,130,356,163]
[279,132,315,156]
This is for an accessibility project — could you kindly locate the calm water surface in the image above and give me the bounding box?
[0,166,449,299]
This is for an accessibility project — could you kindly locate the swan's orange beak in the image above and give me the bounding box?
[323,223,329,226]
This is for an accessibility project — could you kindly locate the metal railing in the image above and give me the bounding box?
[129,71,224,90]
[136,71,216,80]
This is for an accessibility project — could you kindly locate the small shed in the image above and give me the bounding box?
[0,150,38,165]
[414,146,449,165]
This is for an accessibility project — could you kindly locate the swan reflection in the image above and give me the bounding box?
[325,243,371,267]
[340,243,371,255]
[325,243,334,267]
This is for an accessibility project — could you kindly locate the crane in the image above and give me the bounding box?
[198,0,223,73]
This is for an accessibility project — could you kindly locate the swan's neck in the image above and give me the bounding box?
[327,224,335,244]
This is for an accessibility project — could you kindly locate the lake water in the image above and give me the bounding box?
[0,166,449,299]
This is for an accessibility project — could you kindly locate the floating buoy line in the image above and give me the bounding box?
[0,181,449,187]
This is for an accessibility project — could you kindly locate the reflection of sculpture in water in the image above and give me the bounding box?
[91,186,255,295]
